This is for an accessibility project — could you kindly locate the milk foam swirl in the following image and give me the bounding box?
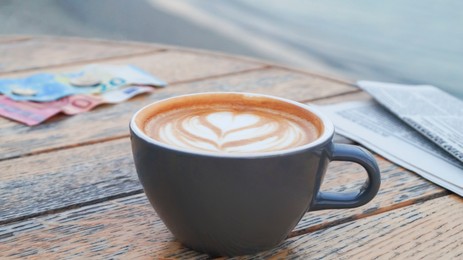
[144,105,319,153]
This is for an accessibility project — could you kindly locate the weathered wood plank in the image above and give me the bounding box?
[158,42,353,87]
[258,195,463,259]
[0,67,354,160]
[0,139,138,223]
[0,37,158,73]
[0,130,445,227]
[0,36,30,44]
[158,67,354,102]
[1,194,458,258]
[1,49,264,84]
[311,90,370,104]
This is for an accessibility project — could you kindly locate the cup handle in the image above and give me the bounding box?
[311,143,381,211]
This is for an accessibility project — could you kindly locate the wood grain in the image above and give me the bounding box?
[1,49,264,83]
[159,67,355,102]
[311,90,371,105]
[0,36,30,44]
[0,139,138,223]
[0,37,158,74]
[0,67,354,160]
[1,193,458,259]
[257,195,463,259]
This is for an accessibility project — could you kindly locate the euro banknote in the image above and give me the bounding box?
[0,64,166,102]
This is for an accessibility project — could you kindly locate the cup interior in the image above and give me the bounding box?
[130,92,334,157]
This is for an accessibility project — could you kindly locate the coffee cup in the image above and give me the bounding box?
[130,92,380,256]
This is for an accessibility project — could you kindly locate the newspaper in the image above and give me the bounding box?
[318,100,463,196]
[357,81,463,163]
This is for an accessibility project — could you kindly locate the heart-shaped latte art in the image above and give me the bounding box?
[145,106,318,153]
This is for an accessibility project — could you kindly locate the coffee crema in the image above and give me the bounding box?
[139,94,321,154]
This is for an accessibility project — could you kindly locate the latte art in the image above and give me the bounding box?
[144,105,319,153]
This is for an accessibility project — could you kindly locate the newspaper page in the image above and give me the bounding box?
[318,100,463,196]
[357,81,463,163]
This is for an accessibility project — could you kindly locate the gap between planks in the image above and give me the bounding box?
[160,43,354,86]
[298,89,362,104]
[0,189,143,226]
[0,36,31,44]
[288,189,450,238]
[0,49,166,76]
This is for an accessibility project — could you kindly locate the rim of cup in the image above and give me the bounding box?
[130,92,335,158]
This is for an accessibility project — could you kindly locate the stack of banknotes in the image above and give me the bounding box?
[0,64,167,125]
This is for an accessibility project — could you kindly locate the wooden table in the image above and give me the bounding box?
[0,36,462,259]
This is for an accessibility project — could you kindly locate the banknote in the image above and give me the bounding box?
[0,86,154,126]
[0,95,62,126]
[61,85,155,115]
[0,64,166,102]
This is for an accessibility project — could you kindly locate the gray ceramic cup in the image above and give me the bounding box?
[130,92,381,256]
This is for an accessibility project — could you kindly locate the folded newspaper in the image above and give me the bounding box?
[318,81,463,196]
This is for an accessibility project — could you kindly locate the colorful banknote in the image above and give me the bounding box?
[0,86,154,126]
[0,64,166,102]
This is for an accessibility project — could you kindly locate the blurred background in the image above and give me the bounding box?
[1,0,462,99]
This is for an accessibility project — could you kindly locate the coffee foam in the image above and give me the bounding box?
[137,93,322,154]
